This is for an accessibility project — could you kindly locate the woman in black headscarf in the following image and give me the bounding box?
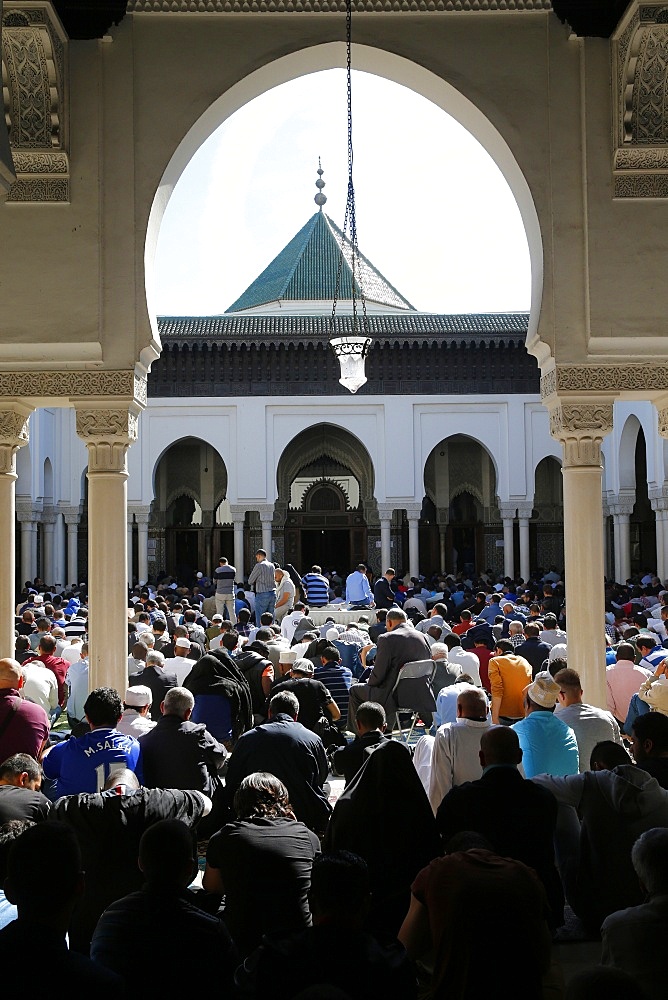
[324,738,441,938]
[184,648,253,748]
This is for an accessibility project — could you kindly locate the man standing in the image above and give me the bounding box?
[347,608,432,730]
[553,667,623,772]
[428,686,491,813]
[247,548,277,621]
[345,564,374,609]
[213,556,236,621]
[373,568,397,610]
[487,638,533,725]
[274,567,296,624]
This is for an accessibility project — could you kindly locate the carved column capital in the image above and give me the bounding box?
[608,491,636,518]
[0,404,31,475]
[228,505,247,524]
[376,503,395,522]
[41,506,57,526]
[516,502,534,520]
[256,505,275,524]
[16,499,40,522]
[657,406,668,439]
[497,502,518,520]
[128,504,151,525]
[548,400,614,468]
[76,406,139,474]
[405,505,422,522]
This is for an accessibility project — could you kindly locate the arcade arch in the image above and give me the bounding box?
[423,435,499,576]
[275,424,377,576]
[152,437,229,580]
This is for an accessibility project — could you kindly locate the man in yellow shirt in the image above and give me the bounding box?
[488,639,532,724]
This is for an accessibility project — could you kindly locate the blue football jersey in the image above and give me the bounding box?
[43,727,142,797]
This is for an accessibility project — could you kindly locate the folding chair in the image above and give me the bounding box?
[391,658,437,743]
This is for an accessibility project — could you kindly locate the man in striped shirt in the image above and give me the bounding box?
[300,566,330,608]
[314,644,353,728]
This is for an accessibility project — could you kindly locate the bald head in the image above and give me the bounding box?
[0,658,23,690]
[102,769,140,791]
[457,687,489,721]
[480,726,522,768]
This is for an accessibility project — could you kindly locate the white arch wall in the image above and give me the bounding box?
[603,401,664,495]
[125,393,555,509]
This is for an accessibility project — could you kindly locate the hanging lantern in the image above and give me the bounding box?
[329,0,372,394]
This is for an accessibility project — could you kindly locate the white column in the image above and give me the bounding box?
[406,505,421,581]
[258,505,274,558]
[127,516,134,588]
[42,508,56,588]
[650,496,668,584]
[517,502,533,584]
[0,407,31,657]
[132,508,151,586]
[609,496,634,584]
[53,511,65,589]
[378,504,393,574]
[550,399,613,710]
[16,502,37,587]
[601,500,611,580]
[230,506,246,581]
[76,405,140,694]
[656,513,666,583]
[63,508,80,588]
[498,503,516,580]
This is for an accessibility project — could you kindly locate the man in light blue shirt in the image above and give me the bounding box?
[512,671,578,778]
[345,564,374,609]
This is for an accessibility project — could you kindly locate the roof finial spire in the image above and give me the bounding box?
[314,158,327,211]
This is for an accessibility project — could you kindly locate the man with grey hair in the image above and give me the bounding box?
[224,690,331,834]
[138,686,228,837]
[601,828,668,1000]
[128,648,178,722]
[347,608,432,730]
[428,686,491,813]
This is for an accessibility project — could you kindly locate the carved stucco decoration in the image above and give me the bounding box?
[75,408,139,474]
[1,2,68,202]
[658,406,668,437]
[541,364,668,399]
[0,370,147,404]
[128,0,552,11]
[548,402,614,467]
[613,3,668,198]
[0,406,30,475]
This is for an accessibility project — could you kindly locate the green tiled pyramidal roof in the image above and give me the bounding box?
[225,210,414,313]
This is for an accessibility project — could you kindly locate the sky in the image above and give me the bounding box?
[154,69,531,317]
